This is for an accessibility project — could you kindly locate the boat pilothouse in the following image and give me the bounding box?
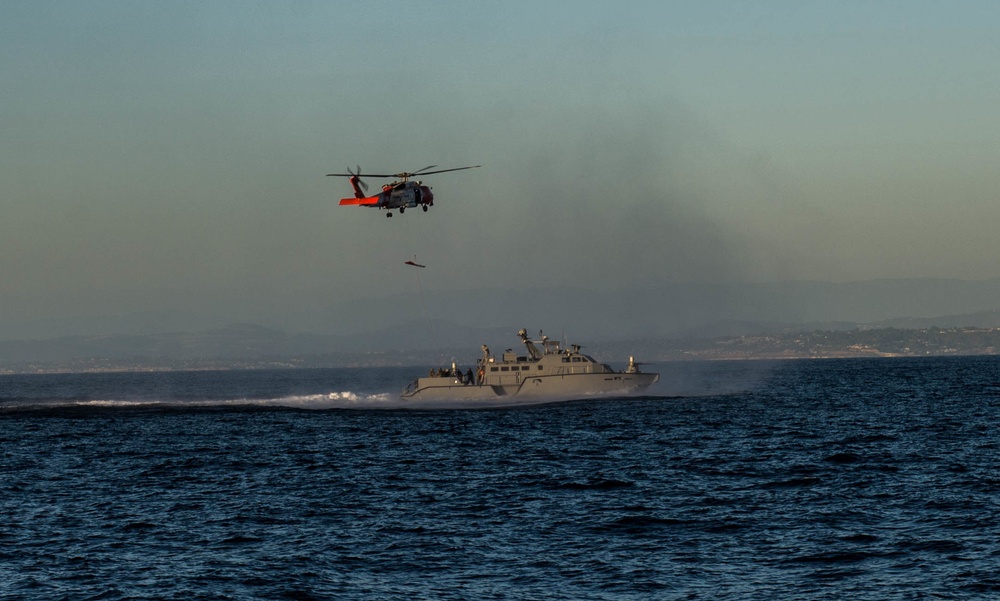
[488,328,612,382]
[401,328,659,402]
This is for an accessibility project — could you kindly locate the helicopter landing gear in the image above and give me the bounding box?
[422,205,428,212]
[399,206,405,214]
[386,212,392,218]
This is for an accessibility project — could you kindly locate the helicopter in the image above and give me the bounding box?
[327,164,480,217]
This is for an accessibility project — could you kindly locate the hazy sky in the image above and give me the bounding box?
[4,1,1000,335]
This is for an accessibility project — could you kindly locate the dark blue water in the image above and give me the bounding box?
[2,357,998,599]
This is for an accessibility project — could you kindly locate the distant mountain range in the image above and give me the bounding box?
[0,321,506,363]
[318,278,1000,340]
[4,278,1000,371]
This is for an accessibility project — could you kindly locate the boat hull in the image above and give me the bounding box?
[400,372,659,404]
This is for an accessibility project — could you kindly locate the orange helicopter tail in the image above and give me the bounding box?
[339,196,380,206]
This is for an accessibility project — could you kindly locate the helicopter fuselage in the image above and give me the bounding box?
[383,181,434,211]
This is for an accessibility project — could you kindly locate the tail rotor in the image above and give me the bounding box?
[347,165,369,193]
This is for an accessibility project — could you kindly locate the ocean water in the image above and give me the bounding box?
[1,357,998,600]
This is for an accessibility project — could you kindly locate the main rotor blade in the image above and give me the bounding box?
[327,165,481,177]
[326,172,397,178]
[407,165,481,176]
[391,165,438,179]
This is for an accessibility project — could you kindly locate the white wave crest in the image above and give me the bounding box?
[2,391,410,412]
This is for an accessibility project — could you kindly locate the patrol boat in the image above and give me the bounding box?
[401,328,659,402]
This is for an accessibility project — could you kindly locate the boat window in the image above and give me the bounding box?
[562,357,570,363]
[538,365,544,370]
[501,366,509,372]
[490,367,498,372]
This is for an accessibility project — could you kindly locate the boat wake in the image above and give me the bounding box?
[0,391,408,413]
